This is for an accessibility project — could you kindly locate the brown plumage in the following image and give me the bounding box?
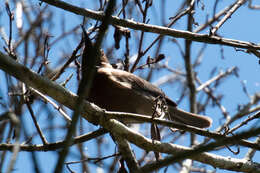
[88,58,211,128]
[82,33,212,128]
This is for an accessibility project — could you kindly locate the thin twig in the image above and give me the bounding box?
[30,88,72,123]
[211,0,247,35]
[196,67,237,92]
[25,101,48,145]
[227,112,260,135]
[0,128,107,151]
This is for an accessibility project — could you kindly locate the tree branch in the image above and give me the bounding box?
[39,0,260,50]
[1,51,260,172]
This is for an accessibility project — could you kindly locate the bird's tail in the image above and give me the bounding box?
[167,106,212,128]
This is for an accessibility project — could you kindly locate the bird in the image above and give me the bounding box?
[82,34,212,129]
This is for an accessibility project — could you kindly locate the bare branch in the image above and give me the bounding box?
[40,0,260,50]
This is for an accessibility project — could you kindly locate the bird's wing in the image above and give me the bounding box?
[109,68,177,107]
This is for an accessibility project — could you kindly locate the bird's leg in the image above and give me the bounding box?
[151,95,170,161]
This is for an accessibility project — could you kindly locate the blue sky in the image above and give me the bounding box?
[0,0,260,172]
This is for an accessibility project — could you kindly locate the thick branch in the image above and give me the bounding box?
[1,52,260,172]
[39,0,260,50]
